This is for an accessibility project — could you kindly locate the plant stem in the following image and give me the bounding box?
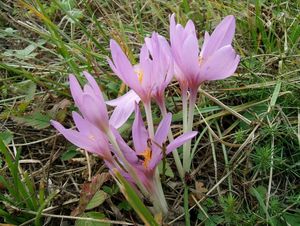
[183,88,197,172]
[144,101,155,139]
[144,101,168,214]
[153,168,168,215]
[184,183,191,226]
[159,100,184,180]
[182,88,189,173]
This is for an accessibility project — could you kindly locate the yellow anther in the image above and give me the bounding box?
[137,147,152,168]
[134,69,144,84]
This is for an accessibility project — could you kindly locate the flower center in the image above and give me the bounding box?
[137,147,152,168]
[134,68,143,84]
[198,56,204,65]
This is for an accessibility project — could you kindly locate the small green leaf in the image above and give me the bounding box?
[13,112,51,129]
[269,80,282,110]
[86,190,108,210]
[158,161,174,178]
[61,149,80,161]
[75,212,110,226]
[118,200,132,211]
[283,212,300,225]
[0,131,13,145]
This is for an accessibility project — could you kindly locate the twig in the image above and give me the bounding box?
[199,88,252,125]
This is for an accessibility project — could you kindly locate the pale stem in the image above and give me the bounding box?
[144,101,155,139]
[183,88,197,172]
[106,129,149,198]
[145,101,168,214]
[153,168,168,215]
[158,99,184,180]
[182,88,190,172]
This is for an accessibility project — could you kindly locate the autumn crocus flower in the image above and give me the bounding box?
[170,14,240,91]
[69,71,109,132]
[112,104,197,213]
[108,32,173,104]
[51,112,113,161]
[51,72,154,199]
[107,32,173,128]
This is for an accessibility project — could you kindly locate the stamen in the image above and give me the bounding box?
[137,147,152,168]
[134,68,144,84]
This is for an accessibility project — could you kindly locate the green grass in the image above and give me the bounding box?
[1,0,300,225]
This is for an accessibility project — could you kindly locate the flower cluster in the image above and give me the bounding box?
[51,14,239,215]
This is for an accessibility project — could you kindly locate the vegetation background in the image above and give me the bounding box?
[0,0,299,225]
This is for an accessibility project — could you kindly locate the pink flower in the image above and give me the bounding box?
[112,104,197,192]
[107,33,173,126]
[51,112,113,161]
[69,71,109,132]
[170,14,240,90]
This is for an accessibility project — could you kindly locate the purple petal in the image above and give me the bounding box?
[108,91,141,129]
[200,45,240,82]
[69,74,83,110]
[51,120,92,151]
[166,131,198,154]
[81,94,109,131]
[106,89,140,106]
[109,40,144,98]
[169,14,177,47]
[185,20,196,35]
[201,15,235,58]
[200,31,210,57]
[179,34,200,83]
[154,113,172,145]
[83,71,101,96]
[110,127,139,163]
[72,111,88,133]
[132,104,148,153]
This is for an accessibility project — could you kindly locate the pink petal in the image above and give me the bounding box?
[185,20,196,35]
[106,89,140,106]
[109,40,144,98]
[69,74,83,109]
[51,120,92,151]
[108,91,141,129]
[81,94,109,131]
[169,14,177,47]
[200,45,240,82]
[83,71,101,96]
[166,131,198,154]
[110,127,139,163]
[179,34,200,83]
[72,111,88,133]
[201,15,235,58]
[154,113,172,145]
[132,104,148,154]
[200,31,210,57]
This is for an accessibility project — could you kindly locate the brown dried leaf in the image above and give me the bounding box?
[190,181,208,202]
[71,173,110,216]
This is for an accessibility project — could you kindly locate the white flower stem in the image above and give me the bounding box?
[144,101,168,214]
[158,100,184,180]
[185,89,197,171]
[144,102,155,139]
[153,168,168,215]
[182,88,190,172]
